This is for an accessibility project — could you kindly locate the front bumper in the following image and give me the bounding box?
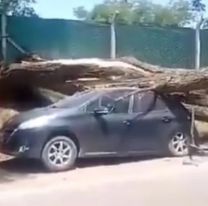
[0,130,30,157]
[0,128,47,159]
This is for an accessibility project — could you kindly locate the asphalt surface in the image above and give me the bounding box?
[0,156,208,206]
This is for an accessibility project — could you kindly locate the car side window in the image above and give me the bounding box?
[154,95,167,110]
[100,95,130,113]
[133,91,155,113]
[101,96,114,108]
[86,91,131,114]
[113,97,130,113]
[86,99,100,112]
[133,91,167,113]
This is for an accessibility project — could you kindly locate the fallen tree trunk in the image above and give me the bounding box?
[1,57,208,123]
[2,59,149,84]
[2,58,208,94]
[0,108,18,130]
[179,90,208,107]
[184,104,208,122]
[195,120,208,139]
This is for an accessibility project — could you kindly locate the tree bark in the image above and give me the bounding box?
[2,58,208,94]
[184,104,208,122]
[2,57,208,121]
[181,90,208,107]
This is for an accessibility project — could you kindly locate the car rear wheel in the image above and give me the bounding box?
[41,136,77,172]
[168,132,189,157]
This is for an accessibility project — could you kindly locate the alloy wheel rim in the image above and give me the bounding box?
[48,140,72,166]
[171,133,188,155]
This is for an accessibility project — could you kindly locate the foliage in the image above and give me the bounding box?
[73,6,89,20]
[192,0,206,12]
[88,1,134,24]
[73,0,200,27]
[0,0,37,17]
[191,0,207,28]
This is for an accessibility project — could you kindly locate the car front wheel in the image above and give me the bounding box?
[168,132,189,157]
[41,136,78,172]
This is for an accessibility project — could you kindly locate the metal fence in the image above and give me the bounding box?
[1,16,207,68]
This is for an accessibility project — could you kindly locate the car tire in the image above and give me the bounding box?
[168,132,189,157]
[41,136,78,172]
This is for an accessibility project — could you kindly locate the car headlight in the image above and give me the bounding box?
[19,115,55,130]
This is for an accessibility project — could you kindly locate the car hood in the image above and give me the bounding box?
[5,107,77,128]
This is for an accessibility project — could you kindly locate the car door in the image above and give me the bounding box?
[120,91,173,153]
[79,90,132,156]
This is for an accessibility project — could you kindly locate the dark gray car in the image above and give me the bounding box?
[0,88,193,172]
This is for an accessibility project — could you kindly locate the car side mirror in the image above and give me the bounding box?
[94,107,109,115]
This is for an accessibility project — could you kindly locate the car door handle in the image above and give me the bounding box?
[162,116,171,123]
[123,120,132,126]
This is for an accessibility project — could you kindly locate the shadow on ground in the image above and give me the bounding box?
[0,155,160,183]
[77,156,159,168]
[0,167,18,183]
[0,158,42,183]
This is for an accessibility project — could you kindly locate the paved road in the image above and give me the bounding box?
[0,156,208,206]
